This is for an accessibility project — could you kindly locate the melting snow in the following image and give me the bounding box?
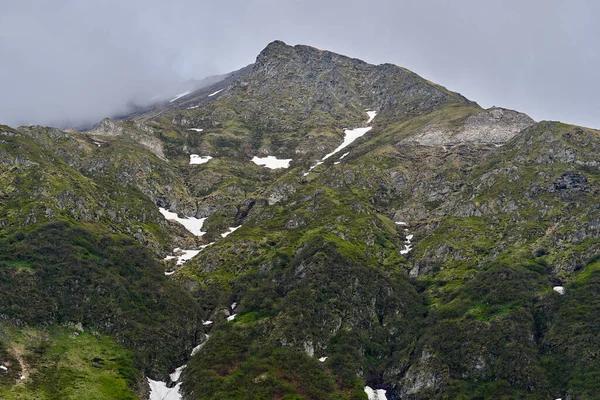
[366,110,377,124]
[202,320,213,326]
[208,88,224,97]
[164,271,175,276]
[170,90,191,103]
[305,111,375,174]
[173,248,201,266]
[170,365,186,382]
[187,128,203,132]
[164,255,176,261]
[159,208,206,236]
[322,126,372,161]
[251,156,292,169]
[303,161,324,176]
[191,336,209,357]
[399,224,414,255]
[221,226,241,238]
[189,155,212,165]
[319,357,328,362]
[0,365,7,371]
[553,286,565,295]
[364,386,387,400]
[339,152,350,159]
[148,378,182,400]
[227,314,237,321]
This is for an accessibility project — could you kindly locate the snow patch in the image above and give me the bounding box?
[364,386,387,400]
[339,152,350,159]
[303,161,324,176]
[208,88,224,97]
[173,248,201,266]
[221,226,241,238]
[319,357,328,362]
[251,156,292,169]
[367,111,377,124]
[399,225,414,255]
[190,155,212,165]
[164,255,176,261]
[0,365,7,371]
[227,314,237,321]
[159,208,206,236]
[187,128,203,132]
[164,271,175,276]
[190,336,209,357]
[553,286,565,295]
[202,320,213,326]
[170,90,191,103]
[187,105,199,109]
[322,126,372,161]
[231,302,237,310]
[170,365,186,382]
[148,377,182,400]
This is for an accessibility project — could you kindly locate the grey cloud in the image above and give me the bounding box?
[1,0,599,129]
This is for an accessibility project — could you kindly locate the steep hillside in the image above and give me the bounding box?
[1,41,598,400]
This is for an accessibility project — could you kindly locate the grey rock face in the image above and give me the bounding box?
[405,107,535,146]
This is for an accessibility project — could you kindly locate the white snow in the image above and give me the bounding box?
[322,126,372,161]
[251,156,292,169]
[339,152,350,159]
[163,243,213,267]
[395,222,407,226]
[173,249,201,266]
[400,228,414,255]
[159,208,206,236]
[170,90,191,103]
[319,357,328,362]
[208,88,224,97]
[231,302,237,310]
[187,128,203,132]
[221,226,241,238]
[164,271,175,276]
[189,155,212,165]
[366,111,377,124]
[148,377,182,400]
[190,337,209,357]
[170,365,186,382]
[303,161,324,176]
[187,105,199,109]
[20,375,25,380]
[0,365,7,371]
[202,320,213,326]
[334,161,340,165]
[227,314,237,321]
[553,286,565,295]
[364,386,387,400]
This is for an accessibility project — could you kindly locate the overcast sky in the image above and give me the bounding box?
[1,0,599,129]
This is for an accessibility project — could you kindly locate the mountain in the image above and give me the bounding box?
[1,40,599,400]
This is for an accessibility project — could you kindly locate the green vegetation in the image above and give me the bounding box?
[0,324,138,400]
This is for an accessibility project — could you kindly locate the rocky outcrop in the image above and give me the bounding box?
[404,107,535,146]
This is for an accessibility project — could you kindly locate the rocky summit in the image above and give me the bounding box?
[1,40,599,400]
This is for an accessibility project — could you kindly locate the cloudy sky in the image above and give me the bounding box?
[1,0,599,129]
